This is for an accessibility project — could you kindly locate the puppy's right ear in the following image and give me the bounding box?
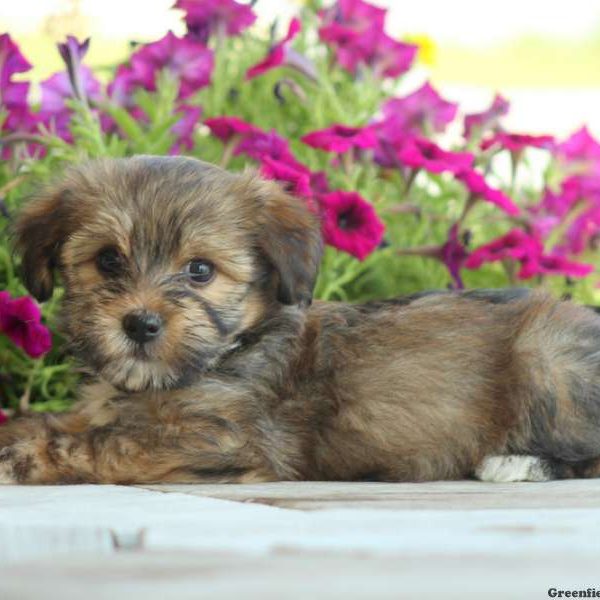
[12,188,72,302]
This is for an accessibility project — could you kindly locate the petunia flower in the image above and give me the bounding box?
[0,33,32,111]
[319,0,387,34]
[0,292,52,359]
[440,224,469,289]
[555,126,600,173]
[301,124,378,154]
[109,32,214,102]
[39,66,102,140]
[260,156,313,199]
[481,132,554,153]
[396,137,474,175]
[204,115,260,142]
[56,36,93,104]
[465,229,541,270]
[246,18,316,81]
[174,0,256,44]
[463,94,510,139]
[455,168,520,216]
[170,104,202,153]
[319,190,384,260]
[234,128,303,168]
[381,82,458,136]
[518,253,594,280]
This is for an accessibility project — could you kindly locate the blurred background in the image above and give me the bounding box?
[2,0,600,138]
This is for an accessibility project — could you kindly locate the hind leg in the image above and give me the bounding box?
[474,455,577,482]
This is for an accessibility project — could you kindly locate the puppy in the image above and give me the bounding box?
[2,155,600,485]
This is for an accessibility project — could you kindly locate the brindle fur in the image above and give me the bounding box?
[3,156,600,484]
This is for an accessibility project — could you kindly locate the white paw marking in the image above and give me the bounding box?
[475,455,551,483]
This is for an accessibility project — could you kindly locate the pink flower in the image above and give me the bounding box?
[0,292,52,359]
[301,124,378,154]
[170,104,202,153]
[455,169,520,216]
[0,409,7,425]
[204,115,260,142]
[320,0,387,33]
[109,32,213,102]
[518,254,594,280]
[481,132,554,153]
[396,137,474,174]
[555,127,600,172]
[0,33,32,110]
[463,94,510,139]
[381,82,458,136]
[260,156,313,199]
[246,19,316,81]
[174,0,256,43]
[335,29,417,79]
[39,66,102,140]
[440,224,468,289]
[465,229,542,270]
[319,191,384,260]
[234,129,301,167]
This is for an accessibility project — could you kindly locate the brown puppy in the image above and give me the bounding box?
[2,155,600,485]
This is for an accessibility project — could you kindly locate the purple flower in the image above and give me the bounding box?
[56,36,92,103]
[381,82,458,136]
[39,66,102,140]
[301,124,378,154]
[396,137,474,174]
[518,254,594,280]
[174,0,256,44]
[481,132,554,153]
[0,33,32,110]
[170,104,202,153]
[109,32,213,102]
[0,292,52,359]
[555,127,600,172]
[234,129,302,168]
[246,19,316,81]
[455,169,520,216]
[260,156,313,199]
[204,115,260,142]
[320,0,387,33]
[463,94,510,139]
[319,190,384,260]
[440,224,469,289]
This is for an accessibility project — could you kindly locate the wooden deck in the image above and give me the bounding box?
[1,480,599,598]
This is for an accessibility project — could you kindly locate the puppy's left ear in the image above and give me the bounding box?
[255,180,323,306]
[12,187,73,302]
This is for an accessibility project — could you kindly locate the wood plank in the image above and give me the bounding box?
[139,479,600,510]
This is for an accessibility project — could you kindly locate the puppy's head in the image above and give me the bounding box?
[13,156,322,391]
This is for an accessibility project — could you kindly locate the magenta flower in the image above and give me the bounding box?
[319,190,384,260]
[204,115,260,142]
[56,36,93,103]
[174,0,256,43]
[39,67,102,140]
[481,132,554,153]
[260,156,313,199]
[381,82,458,136]
[320,0,387,34]
[518,254,594,280]
[396,137,474,175]
[555,127,600,172]
[455,169,520,216]
[246,19,316,81]
[0,33,32,111]
[301,124,377,154]
[465,229,542,270]
[335,29,417,79]
[109,32,213,102]
[234,129,301,167]
[463,94,510,139]
[0,292,52,359]
[0,409,7,425]
[440,224,469,289]
[170,104,202,153]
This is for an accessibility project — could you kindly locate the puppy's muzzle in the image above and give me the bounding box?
[122,311,163,344]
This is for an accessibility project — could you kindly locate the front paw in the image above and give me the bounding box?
[0,444,35,484]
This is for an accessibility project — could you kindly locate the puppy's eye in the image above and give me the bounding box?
[186,259,215,284]
[96,247,123,276]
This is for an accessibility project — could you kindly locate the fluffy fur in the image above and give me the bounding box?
[3,156,600,485]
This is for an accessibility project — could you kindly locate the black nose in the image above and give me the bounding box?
[122,311,163,344]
